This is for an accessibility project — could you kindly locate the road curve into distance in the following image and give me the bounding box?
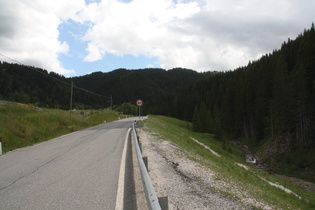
[0,117,139,210]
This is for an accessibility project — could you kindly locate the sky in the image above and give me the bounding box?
[0,0,314,76]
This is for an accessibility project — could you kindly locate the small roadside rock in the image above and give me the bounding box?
[137,127,272,210]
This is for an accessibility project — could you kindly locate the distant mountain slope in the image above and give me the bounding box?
[0,64,208,109]
[70,68,208,104]
[0,63,72,109]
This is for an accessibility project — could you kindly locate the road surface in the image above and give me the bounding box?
[0,117,138,209]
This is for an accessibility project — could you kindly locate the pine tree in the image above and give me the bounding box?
[192,105,201,132]
[212,104,224,140]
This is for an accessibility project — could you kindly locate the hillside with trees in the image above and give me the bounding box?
[0,64,208,111]
[0,63,107,109]
[70,68,209,104]
[148,24,315,180]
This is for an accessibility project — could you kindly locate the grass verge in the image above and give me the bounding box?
[0,104,125,153]
[143,115,315,209]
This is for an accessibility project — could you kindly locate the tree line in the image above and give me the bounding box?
[0,63,108,109]
[148,24,315,151]
[0,63,208,111]
[70,68,209,105]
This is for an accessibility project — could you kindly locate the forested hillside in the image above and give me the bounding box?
[0,63,207,110]
[71,68,208,104]
[148,24,315,179]
[0,63,106,109]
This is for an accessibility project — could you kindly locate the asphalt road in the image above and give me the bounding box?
[0,117,138,210]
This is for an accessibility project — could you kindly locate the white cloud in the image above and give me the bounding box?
[77,0,315,71]
[0,0,85,75]
[84,42,104,62]
[77,0,203,67]
[1,0,314,74]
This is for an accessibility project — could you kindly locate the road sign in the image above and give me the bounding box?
[136,99,143,107]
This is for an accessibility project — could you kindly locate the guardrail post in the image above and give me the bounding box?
[0,137,2,155]
[139,142,142,153]
[158,196,169,210]
[142,156,148,171]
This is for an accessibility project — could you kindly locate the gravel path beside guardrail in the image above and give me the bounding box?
[137,127,272,210]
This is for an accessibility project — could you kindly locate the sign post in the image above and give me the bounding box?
[136,99,143,120]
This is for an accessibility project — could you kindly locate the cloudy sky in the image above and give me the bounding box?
[0,0,314,76]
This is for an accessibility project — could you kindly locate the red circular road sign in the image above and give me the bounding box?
[136,99,143,107]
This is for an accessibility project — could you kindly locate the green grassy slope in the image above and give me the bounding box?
[0,104,124,153]
[143,115,315,209]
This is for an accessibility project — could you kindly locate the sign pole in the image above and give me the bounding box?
[136,99,143,121]
[139,106,141,120]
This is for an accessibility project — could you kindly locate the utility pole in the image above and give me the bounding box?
[110,95,113,110]
[70,81,73,119]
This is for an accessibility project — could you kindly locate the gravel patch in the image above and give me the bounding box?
[137,127,272,210]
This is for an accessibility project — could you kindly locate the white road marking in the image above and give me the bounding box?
[115,128,131,210]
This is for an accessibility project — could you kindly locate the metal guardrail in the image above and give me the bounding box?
[132,123,161,210]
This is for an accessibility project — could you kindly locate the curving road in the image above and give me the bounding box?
[0,117,138,210]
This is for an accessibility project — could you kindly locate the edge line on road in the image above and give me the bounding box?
[115,128,131,210]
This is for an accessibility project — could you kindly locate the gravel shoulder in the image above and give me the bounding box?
[137,126,272,210]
